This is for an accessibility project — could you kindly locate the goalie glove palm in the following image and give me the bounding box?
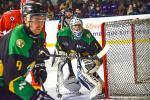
[68,50,77,60]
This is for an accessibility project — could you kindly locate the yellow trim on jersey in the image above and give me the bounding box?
[9,61,36,93]
[9,76,22,93]
[0,60,3,76]
[24,61,36,77]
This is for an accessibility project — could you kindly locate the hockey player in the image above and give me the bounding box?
[0,0,47,89]
[57,8,74,31]
[0,6,22,37]
[0,2,54,100]
[55,17,104,99]
[52,8,75,85]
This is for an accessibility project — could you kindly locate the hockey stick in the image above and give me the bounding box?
[42,44,110,60]
[51,49,57,67]
[39,77,55,100]
[97,44,110,59]
[39,77,47,93]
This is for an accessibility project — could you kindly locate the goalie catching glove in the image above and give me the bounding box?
[67,50,77,60]
[30,89,55,100]
[32,62,47,85]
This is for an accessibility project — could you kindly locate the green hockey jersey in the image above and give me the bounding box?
[56,27,102,57]
[0,24,45,100]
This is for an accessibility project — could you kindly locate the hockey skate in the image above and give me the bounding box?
[56,59,82,100]
[90,93,105,100]
[90,87,105,100]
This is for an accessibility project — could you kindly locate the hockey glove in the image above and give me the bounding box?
[32,63,47,85]
[83,59,99,73]
[68,50,77,60]
[51,50,67,67]
[37,47,50,61]
[30,89,55,100]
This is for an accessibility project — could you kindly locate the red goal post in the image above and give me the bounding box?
[101,18,150,99]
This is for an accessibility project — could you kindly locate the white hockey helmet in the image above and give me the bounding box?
[63,76,81,93]
[70,17,83,39]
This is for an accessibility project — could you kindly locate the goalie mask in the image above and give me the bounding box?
[70,17,83,40]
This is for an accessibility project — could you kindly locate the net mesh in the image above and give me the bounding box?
[134,19,150,83]
[103,19,150,97]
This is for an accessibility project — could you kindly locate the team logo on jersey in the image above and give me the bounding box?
[86,34,91,38]
[19,81,27,91]
[10,16,15,21]
[16,39,25,48]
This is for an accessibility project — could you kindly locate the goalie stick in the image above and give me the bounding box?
[42,44,110,60]
[97,44,110,59]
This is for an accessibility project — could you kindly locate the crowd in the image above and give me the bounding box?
[0,0,150,20]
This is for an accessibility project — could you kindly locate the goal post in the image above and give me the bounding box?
[101,18,150,99]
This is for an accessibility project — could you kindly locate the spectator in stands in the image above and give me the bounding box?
[136,1,147,14]
[57,0,66,6]
[127,4,133,15]
[66,0,73,9]
[0,0,149,19]
[47,7,55,20]
[95,3,102,17]
[74,7,83,18]
[72,0,83,10]
[110,1,119,15]
[116,3,126,16]
[80,2,89,18]
[0,3,4,19]
[88,3,96,17]
[56,2,67,20]
[132,2,140,15]
[57,8,74,30]
[146,2,150,13]
[101,3,110,16]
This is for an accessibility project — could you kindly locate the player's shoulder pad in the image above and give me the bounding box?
[83,29,91,33]
[58,27,70,35]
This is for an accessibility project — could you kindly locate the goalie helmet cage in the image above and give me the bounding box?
[101,18,150,99]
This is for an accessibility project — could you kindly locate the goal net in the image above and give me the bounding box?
[101,18,150,99]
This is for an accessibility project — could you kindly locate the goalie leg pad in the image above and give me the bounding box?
[62,62,81,93]
[63,76,81,93]
[77,68,103,99]
[82,59,100,74]
[51,49,66,67]
[90,83,103,99]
